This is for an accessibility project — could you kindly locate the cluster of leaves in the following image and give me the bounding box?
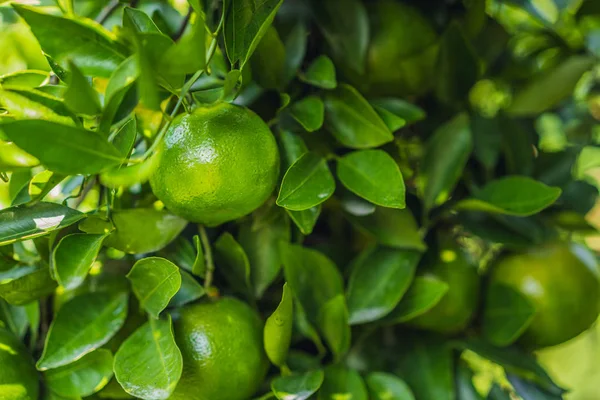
[0,0,599,399]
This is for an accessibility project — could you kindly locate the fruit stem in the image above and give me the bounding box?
[199,225,215,291]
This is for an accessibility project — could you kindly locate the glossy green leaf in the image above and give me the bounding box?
[300,55,337,89]
[28,171,66,203]
[264,283,293,367]
[1,120,123,175]
[53,233,107,290]
[169,269,205,308]
[482,283,536,347]
[239,207,290,297]
[130,30,160,111]
[370,98,426,125]
[92,209,187,254]
[13,5,127,77]
[456,176,561,216]
[114,316,183,400]
[507,56,595,116]
[191,235,206,278]
[435,23,479,105]
[214,232,251,295]
[347,208,426,251]
[0,299,28,338]
[110,118,137,158]
[0,141,39,171]
[63,61,101,115]
[318,365,368,400]
[224,0,285,67]
[294,300,326,356]
[44,349,113,398]
[272,370,324,400]
[289,96,325,133]
[395,334,454,400]
[99,151,161,189]
[337,150,405,209]
[0,70,49,88]
[287,206,321,236]
[282,244,343,324]
[279,130,308,169]
[366,372,415,400]
[324,84,393,149]
[0,89,74,125]
[383,276,449,324]
[37,292,128,370]
[251,26,285,90]
[0,202,84,246]
[346,247,420,325]
[318,294,350,361]
[312,0,369,75]
[220,69,242,102]
[0,265,57,306]
[371,105,407,132]
[420,113,473,211]
[283,23,307,85]
[99,56,139,134]
[277,152,335,211]
[127,257,181,319]
[162,16,206,75]
[123,7,162,34]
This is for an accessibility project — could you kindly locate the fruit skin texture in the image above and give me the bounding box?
[170,297,269,400]
[0,327,39,400]
[490,242,600,349]
[342,0,439,97]
[409,238,480,334]
[150,102,280,226]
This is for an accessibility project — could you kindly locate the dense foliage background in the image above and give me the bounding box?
[1,0,600,399]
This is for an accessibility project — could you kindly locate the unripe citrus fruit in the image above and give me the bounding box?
[409,237,480,334]
[0,327,39,400]
[490,242,600,348]
[170,297,269,400]
[150,102,279,226]
[341,0,439,97]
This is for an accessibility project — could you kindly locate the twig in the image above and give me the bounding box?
[95,0,120,24]
[73,176,96,208]
[199,225,215,291]
[173,7,192,41]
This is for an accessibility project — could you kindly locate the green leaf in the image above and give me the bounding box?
[482,283,536,347]
[114,316,183,400]
[0,266,57,306]
[169,269,205,308]
[455,176,562,216]
[127,257,182,319]
[420,113,473,211]
[251,26,285,90]
[220,69,243,102]
[13,5,127,77]
[337,150,406,209]
[0,89,74,125]
[435,23,479,105]
[239,207,290,297]
[394,334,454,400]
[287,206,321,236]
[0,202,84,246]
[53,233,107,290]
[63,61,101,115]
[369,98,426,125]
[383,276,449,324]
[44,349,114,398]
[347,208,426,251]
[28,171,66,203]
[371,105,407,132]
[318,365,368,400]
[100,56,139,134]
[312,0,369,75]
[224,0,285,68]
[324,84,393,149]
[0,142,39,172]
[283,23,308,86]
[271,370,324,400]
[99,151,161,189]
[318,294,350,361]
[191,235,206,278]
[264,283,294,367]
[37,292,128,370]
[346,247,420,325]
[92,209,187,254]
[282,244,343,325]
[214,232,251,295]
[289,96,325,133]
[111,118,138,157]
[300,55,337,89]
[123,7,162,34]
[507,56,595,116]
[279,130,308,169]
[0,70,49,88]
[1,120,123,175]
[488,384,512,400]
[277,152,335,211]
[366,372,415,400]
[294,300,326,356]
[161,15,206,75]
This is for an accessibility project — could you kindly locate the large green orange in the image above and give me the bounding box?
[150,102,279,226]
[341,0,439,97]
[490,242,600,348]
[0,327,39,400]
[170,297,269,400]
[408,237,480,334]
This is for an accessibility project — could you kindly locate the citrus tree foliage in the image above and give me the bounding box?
[0,0,600,399]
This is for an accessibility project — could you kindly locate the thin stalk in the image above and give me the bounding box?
[199,225,215,291]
